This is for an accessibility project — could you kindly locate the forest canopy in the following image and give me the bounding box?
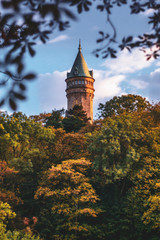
[0,95,160,239]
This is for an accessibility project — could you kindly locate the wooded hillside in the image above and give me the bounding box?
[0,95,160,240]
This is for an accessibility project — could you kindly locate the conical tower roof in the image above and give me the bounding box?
[67,41,93,78]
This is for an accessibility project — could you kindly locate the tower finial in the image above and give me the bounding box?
[78,39,81,52]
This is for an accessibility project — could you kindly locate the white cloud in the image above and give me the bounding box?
[140,9,156,16]
[48,35,69,44]
[37,34,69,45]
[37,71,67,112]
[130,79,149,89]
[94,70,125,100]
[150,68,160,77]
[102,49,154,74]
[148,68,160,101]
[129,67,160,102]
[156,61,160,67]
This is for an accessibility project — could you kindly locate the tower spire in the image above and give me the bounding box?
[65,43,95,122]
[78,39,81,52]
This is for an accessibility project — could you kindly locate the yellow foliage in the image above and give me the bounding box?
[77,208,98,217]
[34,187,54,199]
[35,158,100,236]
[143,195,160,229]
[0,202,16,225]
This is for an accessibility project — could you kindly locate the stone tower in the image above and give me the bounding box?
[65,41,95,122]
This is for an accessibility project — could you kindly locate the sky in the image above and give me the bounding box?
[1,2,160,119]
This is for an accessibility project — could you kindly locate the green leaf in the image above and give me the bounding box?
[9,98,17,110]
[13,92,26,100]
[23,73,36,80]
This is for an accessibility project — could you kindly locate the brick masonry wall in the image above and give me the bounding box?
[65,76,95,122]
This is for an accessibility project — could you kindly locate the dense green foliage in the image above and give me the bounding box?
[62,105,90,133]
[45,109,65,129]
[42,105,90,133]
[98,94,151,118]
[0,95,160,239]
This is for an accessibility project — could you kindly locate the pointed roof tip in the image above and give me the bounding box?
[78,39,81,52]
[67,40,94,78]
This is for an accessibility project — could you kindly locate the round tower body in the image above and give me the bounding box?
[65,42,95,122]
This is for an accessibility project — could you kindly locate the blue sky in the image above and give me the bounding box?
[1,3,160,118]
